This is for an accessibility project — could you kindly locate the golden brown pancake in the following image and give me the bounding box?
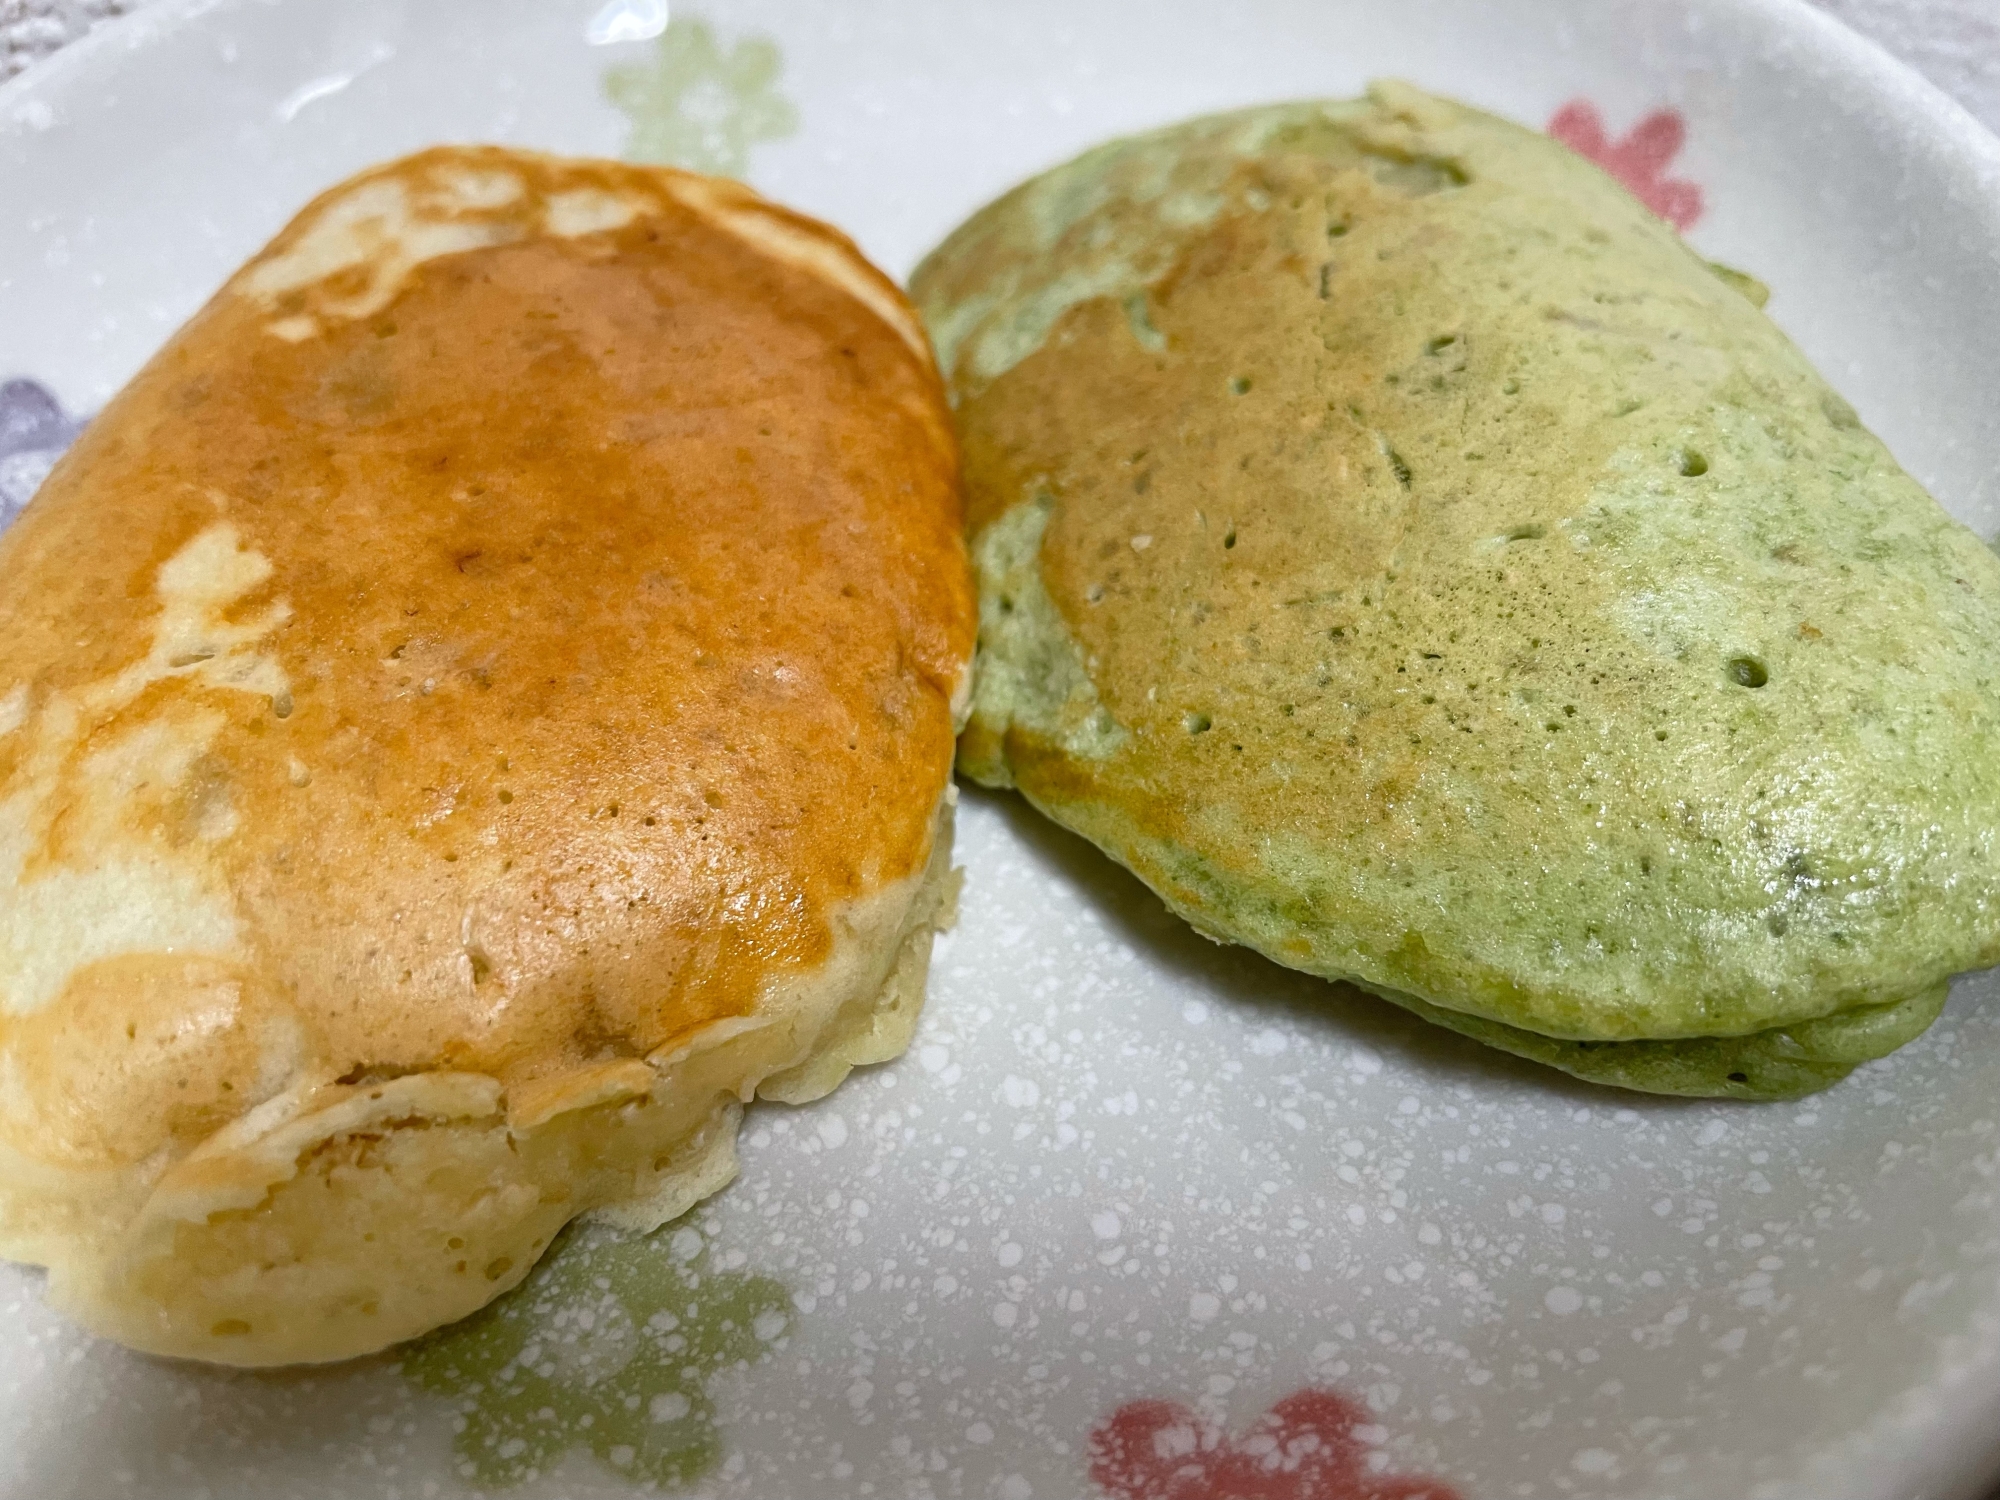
[0,146,975,1365]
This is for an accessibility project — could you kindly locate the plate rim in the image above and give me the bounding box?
[4,0,1998,187]
[0,1,1998,1496]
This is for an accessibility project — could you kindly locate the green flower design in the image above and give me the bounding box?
[402,1223,792,1489]
[604,16,799,179]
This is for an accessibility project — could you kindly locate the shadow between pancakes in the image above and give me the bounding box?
[963,782,1729,1115]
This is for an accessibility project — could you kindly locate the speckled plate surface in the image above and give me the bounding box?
[2,2,1999,1497]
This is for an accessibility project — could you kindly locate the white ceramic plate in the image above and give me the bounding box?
[3,2,1999,1496]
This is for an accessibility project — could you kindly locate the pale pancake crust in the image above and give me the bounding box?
[0,147,974,1361]
[915,86,2000,1095]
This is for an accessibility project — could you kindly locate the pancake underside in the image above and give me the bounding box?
[0,800,958,1368]
[993,760,1946,1101]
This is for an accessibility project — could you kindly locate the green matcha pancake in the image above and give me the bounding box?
[912,82,2000,1099]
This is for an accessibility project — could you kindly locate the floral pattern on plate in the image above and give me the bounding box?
[604,14,798,178]
[1089,1389,1463,1500]
[0,377,82,528]
[1547,100,1704,229]
[401,1223,794,1489]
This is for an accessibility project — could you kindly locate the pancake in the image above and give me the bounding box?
[912,84,2000,1099]
[0,147,975,1364]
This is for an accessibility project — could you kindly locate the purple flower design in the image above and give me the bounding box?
[0,378,85,528]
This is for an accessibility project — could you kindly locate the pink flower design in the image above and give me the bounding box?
[1548,100,1704,230]
[1088,1389,1464,1500]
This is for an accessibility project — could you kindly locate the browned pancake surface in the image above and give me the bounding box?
[0,147,974,1128]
